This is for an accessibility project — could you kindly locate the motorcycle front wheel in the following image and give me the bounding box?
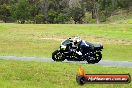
[52,50,65,61]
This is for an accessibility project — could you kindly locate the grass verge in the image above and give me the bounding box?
[0,60,132,88]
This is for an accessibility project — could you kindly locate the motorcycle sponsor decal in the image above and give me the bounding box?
[76,65,131,85]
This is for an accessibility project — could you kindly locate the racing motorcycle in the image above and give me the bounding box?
[52,38,103,64]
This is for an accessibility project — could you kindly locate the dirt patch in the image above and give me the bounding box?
[73,35,132,45]
[40,36,132,45]
[40,38,64,41]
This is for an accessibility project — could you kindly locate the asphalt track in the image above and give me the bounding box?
[0,56,132,67]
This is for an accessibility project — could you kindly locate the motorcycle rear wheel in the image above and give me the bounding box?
[95,52,102,63]
[84,54,96,64]
[86,58,96,64]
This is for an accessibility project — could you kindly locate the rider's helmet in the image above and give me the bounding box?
[73,36,81,46]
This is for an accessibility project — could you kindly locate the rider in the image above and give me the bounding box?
[72,36,94,55]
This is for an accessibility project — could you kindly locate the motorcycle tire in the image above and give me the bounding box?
[84,55,96,64]
[95,52,102,63]
[52,50,65,61]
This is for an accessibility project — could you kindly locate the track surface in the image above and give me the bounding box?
[0,56,132,67]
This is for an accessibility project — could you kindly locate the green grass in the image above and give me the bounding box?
[0,60,132,88]
[103,44,132,61]
[0,23,132,61]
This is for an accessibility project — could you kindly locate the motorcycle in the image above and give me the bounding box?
[52,38,103,64]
